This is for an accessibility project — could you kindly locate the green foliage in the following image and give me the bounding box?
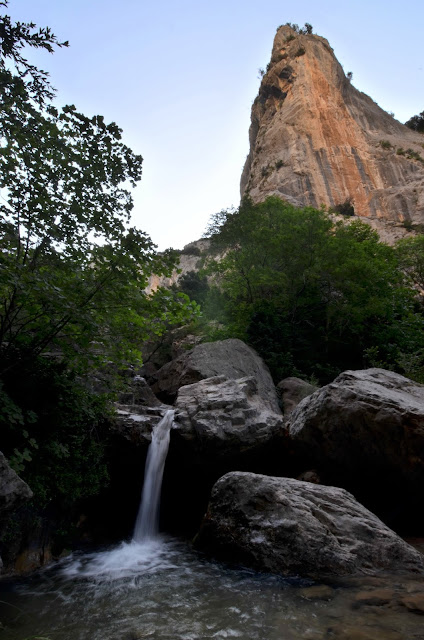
[1,353,111,506]
[395,234,424,291]
[283,23,313,35]
[396,146,424,162]
[0,0,68,105]
[0,4,199,513]
[405,111,424,133]
[380,139,392,149]
[175,271,209,306]
[202,197,424,382]
[0,5,198,377]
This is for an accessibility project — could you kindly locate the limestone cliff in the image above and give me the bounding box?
[241,25,424,241]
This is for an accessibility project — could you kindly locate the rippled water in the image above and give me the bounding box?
[1,536,423,640]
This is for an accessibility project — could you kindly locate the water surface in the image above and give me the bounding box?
[1,536,423,640]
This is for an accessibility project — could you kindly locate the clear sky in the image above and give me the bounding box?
[6,0,424,250]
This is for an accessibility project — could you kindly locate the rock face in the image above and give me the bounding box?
[151,338,280,412]
[286,368,424,528]
[195,471,424,578]
[241,25,424,242]
[147,239,210,293]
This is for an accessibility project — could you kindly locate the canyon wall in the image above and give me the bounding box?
[241,25,424,242]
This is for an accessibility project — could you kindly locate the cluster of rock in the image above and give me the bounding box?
[112,337,424,579]
[3,337,424,580]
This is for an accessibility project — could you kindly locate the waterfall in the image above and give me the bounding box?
[133,409,174,542]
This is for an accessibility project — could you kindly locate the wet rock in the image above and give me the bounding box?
[195,471,424,579]
[353,588,395,607]
[286,368,424,527]
[151,338,280,412]
[113,379,170,446]
[299,584,334,600]
[399,592,424,614]
[113,405,167,445]
[325,625,403,640]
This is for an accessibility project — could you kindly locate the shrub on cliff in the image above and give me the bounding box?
[405,111,424,133]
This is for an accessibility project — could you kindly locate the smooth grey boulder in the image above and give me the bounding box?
[286,368,424,481]
[174,375,285,459]
[151,339,280,412]
[286,368,424,528]
[195,471,424,579]
[277,376,317,416]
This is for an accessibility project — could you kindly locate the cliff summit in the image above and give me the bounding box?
[241,25,424,241]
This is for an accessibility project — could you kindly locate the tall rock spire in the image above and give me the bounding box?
[241,25,424,241]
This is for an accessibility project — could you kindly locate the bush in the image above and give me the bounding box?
[1,352,111,507]
[202,197,424,383]
[332,199,355,217]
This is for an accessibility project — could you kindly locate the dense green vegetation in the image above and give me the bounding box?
[181,197,424,384]
[0,3,197,510]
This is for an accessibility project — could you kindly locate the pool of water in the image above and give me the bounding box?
[1,536,423,640]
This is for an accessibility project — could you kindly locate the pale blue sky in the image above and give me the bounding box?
[6,0,424,250]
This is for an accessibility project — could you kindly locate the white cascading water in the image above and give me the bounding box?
[132,409,174,542]
[61,409,175,580]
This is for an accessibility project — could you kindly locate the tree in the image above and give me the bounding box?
[203,197,424,382]
[0,3,198,509]
[0,3,197,376]
[405,111,424,133]
[396,235,424,292]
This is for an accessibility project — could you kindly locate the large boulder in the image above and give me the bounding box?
[151,339,280,412]
[195,471,424,579]
[285,368,424,528]
[159,376,287,536]
[174,375,285,461]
